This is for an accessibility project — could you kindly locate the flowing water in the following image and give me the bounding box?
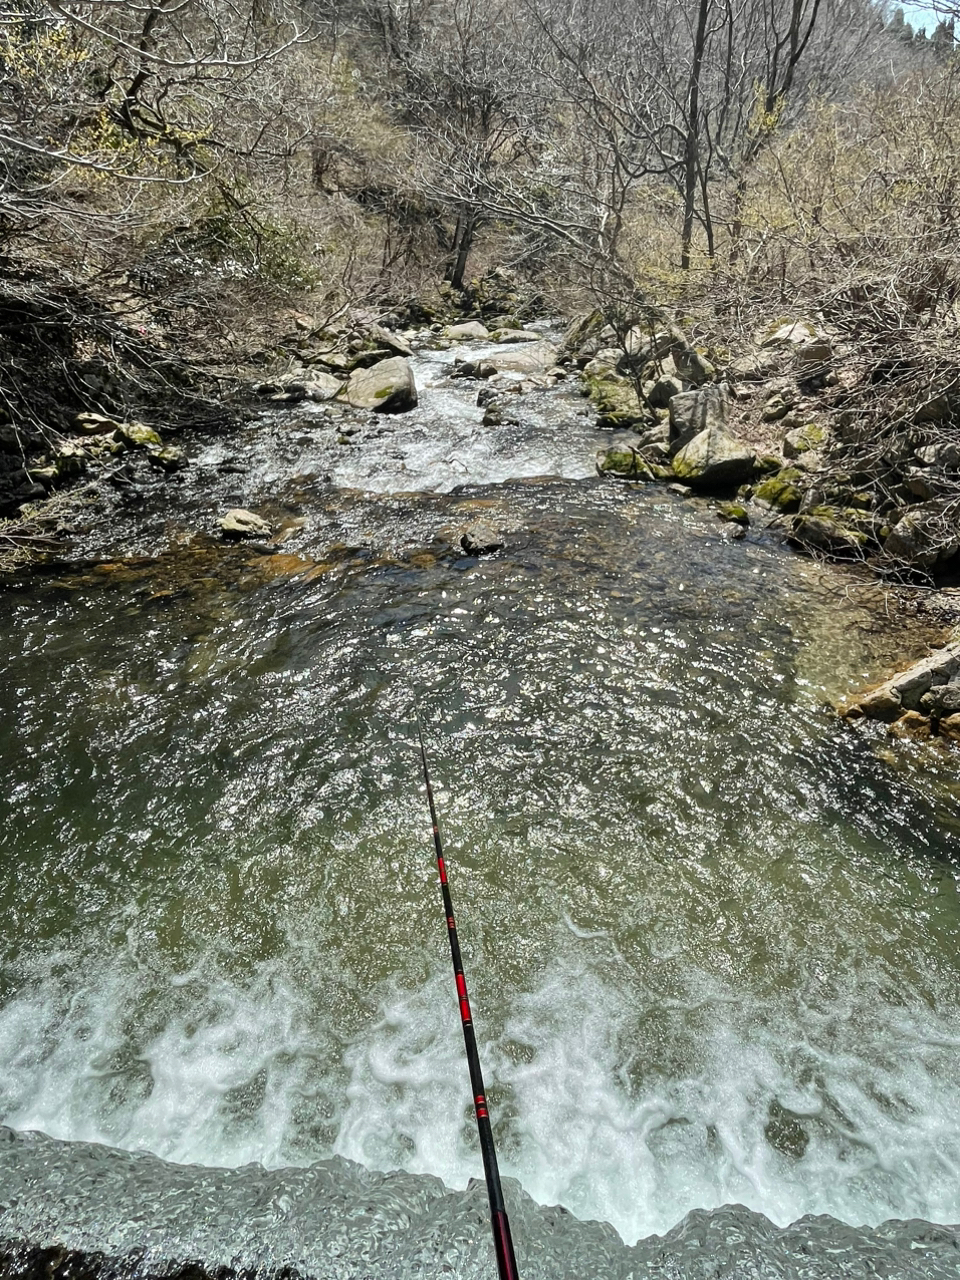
[2,338,960,1277]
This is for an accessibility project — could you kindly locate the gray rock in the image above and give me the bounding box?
[857,685,903,721]
[790,512,868,557]
[444,321,490,341]
[305,373,343,402]
[726,351,783,382]
[668,384,728,454]
[646,375,683,409]
[884,506,960,569]
[488,342,558,375]
[623,326,673,363]
[783,423,826,458]
[460,521,503,555]
[116,422,162,449]
[920,681,960,717]
[794,339,833,374]
[341,357,418,413]
[915,442,960,468]
[366,323,414,358]
[760,321,818,347]
[915,394,951,425]
[672,426,757,490]
[890,645,960,710]
[492,328,540,343]
[221,509,272,538]
[74,412,122,435]
[673,348,716,386]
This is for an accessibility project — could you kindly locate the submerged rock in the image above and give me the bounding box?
[492,328,540,343]
[341,357,418,413]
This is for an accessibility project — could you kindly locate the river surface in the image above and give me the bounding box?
[1,338,960,1277]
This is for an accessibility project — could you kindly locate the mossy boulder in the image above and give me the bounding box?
[789,507,869,557]
[597,446,659,481]
[584,371,647,428]
[115,422,162,449]
[754,468,805,513]
[717,502,750,526]
[672,426,757,490]
[148,446,187,472]
[783,422,826,459]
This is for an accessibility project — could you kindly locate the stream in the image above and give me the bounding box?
[2,336,960,1277]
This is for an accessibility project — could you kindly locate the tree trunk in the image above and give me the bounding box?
[448,205,478,289]
[681,0,711,270]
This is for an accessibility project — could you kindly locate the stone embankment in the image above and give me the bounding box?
[841,639,960,743]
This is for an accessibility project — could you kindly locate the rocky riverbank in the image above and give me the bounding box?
[575,312,960,580]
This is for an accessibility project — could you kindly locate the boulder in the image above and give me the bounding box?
[597,445,658,481]
[444,321,490,341]
[75,412,122,435]
[492,328,540,343]
[341,357,418,413]
[53,443,88,479]
[888,711,934,740]
[116,422,162,449]
[754,469,805,514]
[915,394,951,425]
[854,684,902,721]
[673,348,716,386]
[886,644,960,711]
[783,422,826,458]
[795,339,833,375]
[672,427,757,490]
[883,506,959,569]
[940,713,960,743]
[646,375,683,409]
[366,323,414,358]
[789,510,868,557]
[717,502,750,526]
[460,521,503,555]
[920,679,960,718]
[726,351,784,382]
[305,373,343,402]
[623,326,673,363]
[668,384,728,454]
[760,320,818,347]
[488,341,558,376]
[221,509,272,538]
[915,442,960,469]
[761,391,796,423]
[148,446,187,472]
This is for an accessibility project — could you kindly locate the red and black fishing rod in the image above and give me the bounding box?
[415,718,520,1280]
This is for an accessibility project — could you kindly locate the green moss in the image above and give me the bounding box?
[598,448,656,481]
[754,468,805,512]
[718,502,750,525]
[583,372,646,427]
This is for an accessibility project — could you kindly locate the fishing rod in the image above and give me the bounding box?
[415,718,520,1280]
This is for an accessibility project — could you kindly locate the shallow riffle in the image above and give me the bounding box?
[2,339,960,1277]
